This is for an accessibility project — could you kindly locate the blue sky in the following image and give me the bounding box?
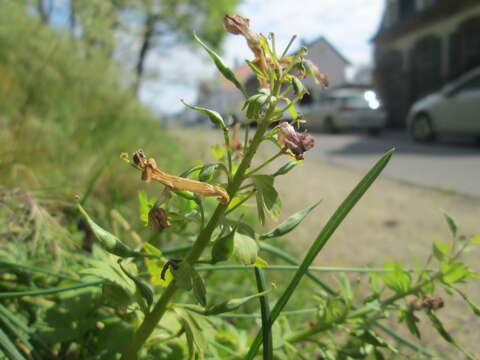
[142,0,385,115]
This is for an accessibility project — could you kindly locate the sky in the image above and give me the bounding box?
[143,0,385,115]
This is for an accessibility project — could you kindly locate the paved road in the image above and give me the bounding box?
[308,131,480,198]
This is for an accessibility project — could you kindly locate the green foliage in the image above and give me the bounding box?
[1,9,479,360]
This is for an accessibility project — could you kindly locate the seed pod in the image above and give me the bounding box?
[77,204,140,258]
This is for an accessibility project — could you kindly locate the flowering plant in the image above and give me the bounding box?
[73,15,480,360]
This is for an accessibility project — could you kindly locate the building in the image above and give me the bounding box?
[373,0,480,127]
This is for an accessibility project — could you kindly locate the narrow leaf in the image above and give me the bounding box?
[181,100,226,131]
[77,204,140,258]
[192,269,207,307]
[245,148,395,359]
[193,32,247,97]
[204,289,273,316]
[443,212,458,237]
[260,201,321,240]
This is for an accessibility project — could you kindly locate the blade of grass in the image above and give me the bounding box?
[0,280,104,298]
[244,148,395,359]
[0,260,85,282]
[195,264,408,273]
[254,267,273,360]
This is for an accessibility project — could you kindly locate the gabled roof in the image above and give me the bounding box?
[300,36,351,65]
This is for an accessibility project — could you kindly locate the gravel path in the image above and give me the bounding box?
[173,128,480,359]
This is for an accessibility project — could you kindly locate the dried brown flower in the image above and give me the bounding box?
[132,150,229,204]
[277,122,315,160]
[300,59,329,88]
[148,203,171,232]
[410,295,444,311]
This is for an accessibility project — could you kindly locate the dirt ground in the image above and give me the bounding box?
[172,128,480,359]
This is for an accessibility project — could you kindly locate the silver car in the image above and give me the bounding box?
[407,67,480,142]
[296,87,387,134]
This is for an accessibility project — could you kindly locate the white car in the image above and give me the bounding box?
[295,87,387,134]
[407,67,480,142]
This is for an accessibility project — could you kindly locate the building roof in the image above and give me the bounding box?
[372,0,479,44]
[300,36,351,65]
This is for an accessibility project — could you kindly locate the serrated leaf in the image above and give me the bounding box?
[260,201,320,240]
[193,32,247,97]
[380,262,410,294]
[234,232,259,265]
[118,261,154,310]
[192,270,207,307]
[172,262,194,291]
[82,255,135,295]
[143,243,173,287]
[182,101,226,131]
[441,262,471,284]
[443,212,458,237]
[252,175,281,224]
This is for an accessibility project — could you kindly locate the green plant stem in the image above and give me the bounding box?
[246,151,283,177]
[0,280,104,298]
[195,264,411,274]
[254,268,273,360]
[223,129,233,176]
[121,106,276,360]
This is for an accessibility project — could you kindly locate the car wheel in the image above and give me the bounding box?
[324,117,339,134]
[411,114,435,142]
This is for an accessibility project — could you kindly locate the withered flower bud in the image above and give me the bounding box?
[300,59,329,89]
[148,203,171,232]
[132,149,147,167]
[278,122,315,161]
[410,295,444,311]
[132,149,229,203]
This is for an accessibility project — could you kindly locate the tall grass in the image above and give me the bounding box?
[0,2,186,219]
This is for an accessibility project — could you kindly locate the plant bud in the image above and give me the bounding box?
[148,203,171,232]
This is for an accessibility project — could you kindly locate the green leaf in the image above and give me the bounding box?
[252,175,281,224]
[198,163,218,182]
[380,262,411,294]
[193,32,247,98]
[432,241,450,261]
[211,144,227,160]
[192,270,207,307]
[404,309,421,339]
[174,308,208,359]
[234,232,259,265]
[470,234,480,244]
[443,212,458,237]
[77,204,140,257]
[138,191,156,225]
[260,201,321,240]
[204,289,273,316]
[244,148,395,359]
[118,261,154,310]
[143,243,173,287]
[171,261,194,291]
[455,289,480,316]
[211,228,236,264]
[254,256,269,268]
[181,100,226,131]
[441,261,471,284]
[0,327,27,360]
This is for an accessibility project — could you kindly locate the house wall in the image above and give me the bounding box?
[385,4,480,77]
[303,39,348,91]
